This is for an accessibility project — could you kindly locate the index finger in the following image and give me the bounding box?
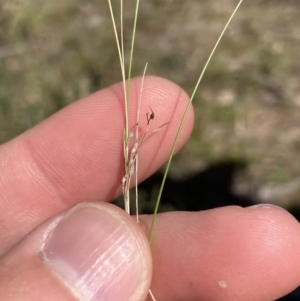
[0,76,194,254]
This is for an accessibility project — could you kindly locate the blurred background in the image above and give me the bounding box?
[2,0,300,213]
[1,0,300,299]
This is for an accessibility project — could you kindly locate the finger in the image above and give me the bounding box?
[0,202,152,301]
[141,205,300,301]
[0,76,194,254]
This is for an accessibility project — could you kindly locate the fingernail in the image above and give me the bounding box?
[42,203,152,301]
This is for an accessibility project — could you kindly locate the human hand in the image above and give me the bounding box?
[0,76,300,301]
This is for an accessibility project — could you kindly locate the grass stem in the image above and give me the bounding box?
[149,0,245,245]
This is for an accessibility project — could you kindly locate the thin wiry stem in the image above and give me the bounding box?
[149,0,245,245]
[127,0,140,81]
[124,0,141,158]
[107,0,129,176]
[107,1,126,87]
[148,289,157,301]
[135,63,148,223]
[120,0,125,69]
[119,0,129,161]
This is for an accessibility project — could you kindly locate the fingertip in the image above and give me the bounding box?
[1,202,152,301]
[141,206,300,301]
[42,202,153,301]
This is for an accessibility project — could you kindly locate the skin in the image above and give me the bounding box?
[0,76,300,301]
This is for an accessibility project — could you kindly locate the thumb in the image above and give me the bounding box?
[0,203,152,301]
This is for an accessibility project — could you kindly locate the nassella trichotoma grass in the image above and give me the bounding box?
[107,0,244,299]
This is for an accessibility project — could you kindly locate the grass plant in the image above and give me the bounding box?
[107,0,243,231]
[107,0,244,298]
